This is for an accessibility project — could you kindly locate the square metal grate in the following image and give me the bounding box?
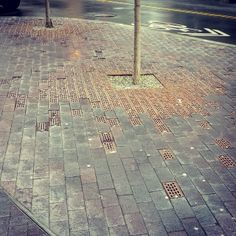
[15,94,27,109]
[160,149,175,160]
[215,138,231,149]
[163,181,184,198]
[96,116,107,124]
[218,155,236,168]
[36,122,49,132]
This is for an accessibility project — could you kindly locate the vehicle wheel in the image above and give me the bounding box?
[2,0,21,10]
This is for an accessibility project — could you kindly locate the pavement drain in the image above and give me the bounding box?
[199,120,212,129]
[15,94,27,109]
[163,181,184,199]
[160,149,175,160]
[215,138,231,149]
[39,89,48,100]
[218,155,236,168]
[49,110,61,126]
[36,122,49,132]
[0,79,10,86]
[129,116,143,126]
[100,131,116,153]
[71,109,82,117]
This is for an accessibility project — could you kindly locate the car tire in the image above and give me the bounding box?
[2,0,21,10]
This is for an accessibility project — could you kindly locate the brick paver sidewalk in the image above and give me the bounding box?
[0,17,236,236]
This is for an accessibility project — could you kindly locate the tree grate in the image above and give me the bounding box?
[163,182,184,198]
[199,120,212,129]
[215,138,231,149]
[129,116,142,126]
[36,122,49,132]
[218,155,236,168]
[160,149,175,160]
[71,109,82,117]
[49,110,61,126]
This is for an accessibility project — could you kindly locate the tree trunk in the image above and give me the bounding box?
[45,0,53,28]
[133,0,141,85]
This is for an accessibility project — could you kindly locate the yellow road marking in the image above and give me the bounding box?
[98,0,236,20]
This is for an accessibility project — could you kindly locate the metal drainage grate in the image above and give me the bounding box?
[129,116,142,126]
[199,120,211,129]
[153,117,170,133]
[91,101,101,108]
[100,132,116,153]
[218,155,236,168]
[7,91,18,99]
[71,109,82,117]
[160,149,175,160]
[39,89,48,100]
[49,110,61,126]
[215,138,231,149]
[36,122,49,132]
[163,182,184,199]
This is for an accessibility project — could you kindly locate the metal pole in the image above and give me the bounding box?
[133,0,141,85]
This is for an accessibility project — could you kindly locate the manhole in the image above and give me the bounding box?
[218,155,236,168]
[160,149,175,160]
[49,110,61,126]
[199,120,211,129]
[215,138,231,149]
[36,122,49,132]
[71,109,82,117]
[129,116,142,126]
[107,74,163,90]
[163,182,184,198]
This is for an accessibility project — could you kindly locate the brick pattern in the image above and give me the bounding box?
[0,17,236,236]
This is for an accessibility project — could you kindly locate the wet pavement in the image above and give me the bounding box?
[1,0,236,45]
[0,16,236,236]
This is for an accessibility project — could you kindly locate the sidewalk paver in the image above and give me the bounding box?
[0,17,236,235]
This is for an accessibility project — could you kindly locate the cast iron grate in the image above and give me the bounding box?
[163,181,184,198]
[100,132,116,153]
[199,120,211,129]
[160,149,175,160]
[71,109,82,117]
[49,110,61,126]
[36,122,49,132]
[0,79,9,86]
[218,155,236,168]
[39,89,48,100]
[215,138,231,149]
[129,116,142,126]
[91,101,101,108]
[153,117,170,133]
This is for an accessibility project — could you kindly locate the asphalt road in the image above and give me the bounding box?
[1,0,236,45]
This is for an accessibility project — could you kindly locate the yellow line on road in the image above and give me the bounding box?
[99,0,236,20]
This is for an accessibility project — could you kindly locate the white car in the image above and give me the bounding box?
[1,0,21,10]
